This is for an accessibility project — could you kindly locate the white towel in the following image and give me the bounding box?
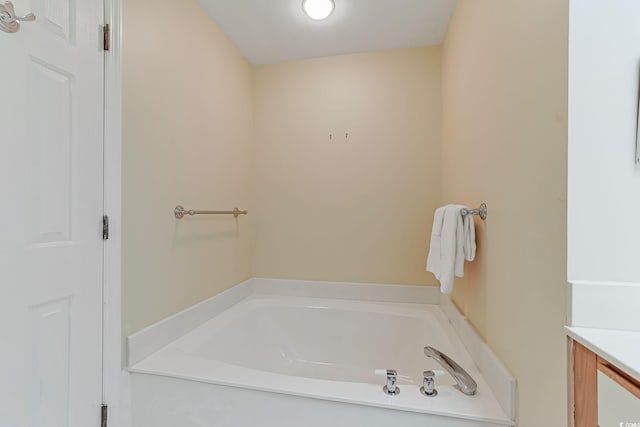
[462,212,476,262]
[426,205,476,294]
[426,206,446,280]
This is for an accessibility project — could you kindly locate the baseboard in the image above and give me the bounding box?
[569,280,640,331]
[439,295,517,421]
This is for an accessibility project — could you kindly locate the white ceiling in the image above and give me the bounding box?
[196,0,457,65]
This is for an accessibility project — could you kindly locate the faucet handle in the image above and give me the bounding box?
[421,370,440,397]
[374,369,400,396]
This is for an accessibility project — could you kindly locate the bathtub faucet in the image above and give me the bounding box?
[423,346,477,396]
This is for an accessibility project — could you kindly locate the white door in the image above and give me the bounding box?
[0,0,105,426]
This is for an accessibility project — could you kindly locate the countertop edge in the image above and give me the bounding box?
[565,326,640,383]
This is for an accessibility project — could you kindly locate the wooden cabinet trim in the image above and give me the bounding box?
[573,341,598,427]
[597,357,640,400]
[570,338,640,427]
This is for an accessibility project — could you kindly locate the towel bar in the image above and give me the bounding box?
[174,205,248,219]
[460,203,487,220]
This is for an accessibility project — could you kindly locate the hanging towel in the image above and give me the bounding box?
[462,212,476,262]
[426,205,476,294]
[426,206,446,281]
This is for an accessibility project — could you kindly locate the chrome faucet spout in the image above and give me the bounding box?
[424,346,477,396]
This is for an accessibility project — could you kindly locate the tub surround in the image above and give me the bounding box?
[127,279,515,425]
[250,278,441,304]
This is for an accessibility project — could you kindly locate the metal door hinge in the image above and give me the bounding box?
[101,404,108,427]
[102,215,109,240]
[102,23,110,51]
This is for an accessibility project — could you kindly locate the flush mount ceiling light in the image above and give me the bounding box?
[302,0,335,20]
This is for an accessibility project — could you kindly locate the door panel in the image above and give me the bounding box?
[28,57,74,246]
[0,0,105,426]
[29,297,72,427]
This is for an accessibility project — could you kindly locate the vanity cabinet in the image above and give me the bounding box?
[570,340,640,427]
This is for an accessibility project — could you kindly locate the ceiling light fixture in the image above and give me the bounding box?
[302,0,335,21]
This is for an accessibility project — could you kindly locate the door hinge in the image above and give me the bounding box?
[102,23,110,51]
[102,215,109,240]
[101,404,108,427]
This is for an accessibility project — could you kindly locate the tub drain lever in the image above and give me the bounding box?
[374,369,400,396]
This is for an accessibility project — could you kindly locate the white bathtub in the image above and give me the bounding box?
[129,281,514,427]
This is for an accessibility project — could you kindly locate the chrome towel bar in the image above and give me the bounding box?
[174,205,248,219]
[460,203,488,220]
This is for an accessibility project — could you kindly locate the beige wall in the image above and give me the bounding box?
[253,48,442,285]
[122,0,255,341]
[441,1,568,426]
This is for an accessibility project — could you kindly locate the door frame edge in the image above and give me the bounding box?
[103,0,123,425]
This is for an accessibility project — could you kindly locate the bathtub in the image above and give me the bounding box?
[129,280,514,427]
